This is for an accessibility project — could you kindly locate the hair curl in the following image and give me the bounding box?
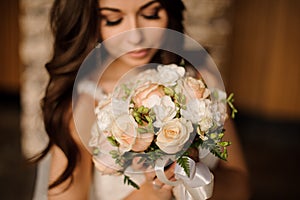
[36,0,185,190]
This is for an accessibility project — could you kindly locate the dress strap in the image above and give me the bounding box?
[77,80,106,101]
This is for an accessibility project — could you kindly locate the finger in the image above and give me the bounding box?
[131,156,145,170]
[164,162,176,180]
[144,166,156,181]
[153,176,164,186]
[152,179,164,190]
[161,183,173,191]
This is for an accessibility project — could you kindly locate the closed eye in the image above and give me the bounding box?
[104,18,123,26]
[141,7,161,20]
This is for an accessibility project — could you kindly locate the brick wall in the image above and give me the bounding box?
[20,0,53,157]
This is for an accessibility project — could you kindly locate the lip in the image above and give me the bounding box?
[127,49,150,58]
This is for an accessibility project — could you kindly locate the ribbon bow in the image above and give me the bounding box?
[155,156,214,200]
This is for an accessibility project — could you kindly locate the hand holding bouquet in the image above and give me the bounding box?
[89,64,234,192]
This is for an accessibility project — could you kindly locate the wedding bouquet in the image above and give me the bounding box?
[89,64,235,189]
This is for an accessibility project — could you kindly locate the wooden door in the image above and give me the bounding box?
[225,0,300,119]
[0,0,20,93]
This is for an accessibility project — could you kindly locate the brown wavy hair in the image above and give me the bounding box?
[36,0,185,190]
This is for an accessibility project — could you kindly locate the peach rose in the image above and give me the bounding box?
[111,114,138,152]
[156,118,193,154]
[132,83,165,108]
[184,77,210,99]
[131,132,154,152]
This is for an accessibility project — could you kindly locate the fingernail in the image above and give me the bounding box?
[146,165,154,172]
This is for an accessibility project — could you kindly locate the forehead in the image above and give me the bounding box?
[98,0,160,11]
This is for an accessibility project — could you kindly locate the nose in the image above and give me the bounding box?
[127,29,143,45]
[126,17,144,45]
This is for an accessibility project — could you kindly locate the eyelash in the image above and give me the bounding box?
[102,7,161,27]
[141,7,161,20]
[105,18,123,26]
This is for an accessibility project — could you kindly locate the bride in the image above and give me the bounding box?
[33,0,250,199]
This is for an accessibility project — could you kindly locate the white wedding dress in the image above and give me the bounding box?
[32,80,219,200]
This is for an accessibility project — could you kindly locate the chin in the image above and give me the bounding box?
[120,55,155,68]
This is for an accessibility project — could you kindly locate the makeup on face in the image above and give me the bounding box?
[98,0,168,67]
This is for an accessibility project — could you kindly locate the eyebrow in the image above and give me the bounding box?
[139,0,160,11]
[98,0,160,13]
[98,7,120,12]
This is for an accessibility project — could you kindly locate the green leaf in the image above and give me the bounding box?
[134,116,143,125]
[107,136,119,147]
[221,147,228,160]
[124,175,140,189]
[142,107,150,114]
[174,93,186,105]
[122,84,132,95]
[164,87,175,96]
[210,133,217,139]
[137,106,145,113]
[145,115,152,124]
[218,141,231,147]
[137,157,146,164]
[93,148,100,155]
[217,133,224,139]
[137,127,148,134]
[179,58,186,67]
[109,150,120,159]
[226,93,238,118]
[132,111,140,118]
[212,90,219,99]
[200,131,231,161]
[211,146,228,161]
[109,150,125,167]
[209,147,226,161]
[177,156,190,177]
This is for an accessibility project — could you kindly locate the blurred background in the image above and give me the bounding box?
[0,0,299,199]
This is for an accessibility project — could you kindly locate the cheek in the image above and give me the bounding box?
[100,26,126,57]
[159,10,168,28]
[157,9,168,28]
[100,26,120,41]
[100,18,130,41]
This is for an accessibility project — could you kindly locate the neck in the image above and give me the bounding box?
[98,59,137,93]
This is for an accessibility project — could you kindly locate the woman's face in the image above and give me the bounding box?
[98,0,168,67]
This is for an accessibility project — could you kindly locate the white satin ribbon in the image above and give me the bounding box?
[155,155,214,200]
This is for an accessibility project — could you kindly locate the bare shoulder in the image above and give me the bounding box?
[47,93,95,199]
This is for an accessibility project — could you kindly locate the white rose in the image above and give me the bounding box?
[92,140,122,175]
[111,114,138,152]
[181,99,211,123]
[210,89,227,126]
[91,124,122,175]
[156,118,193,154]
[211,89,227,101]
[153,96,177,128]
[157,64,185,86]
[211,102,227,126]
[143,95,161,108]
[111,98,130,116]
[198,116,213,132]
[96,104,113,132]
[89,123,101,148]
[135,69,159,85]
